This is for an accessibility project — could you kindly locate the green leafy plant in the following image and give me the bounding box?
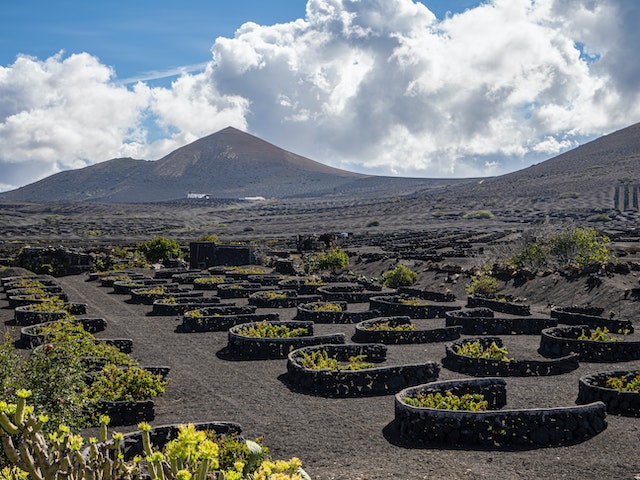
[32,321,136,367]
[382,264,417,288]
[137,236,184,264]
[21,297,72,315]
[261,291,288,300]
[195,234,220,243]
[309,248,349,274]
[135,285,167,295]
[465,274,499,297]
[462,210,494,219]
[364,321,415,331]
[559,192,580,199]
[506,227,611,271]
[403,391,488,411]
[158,296,177,305]
[455,340,513,362]
[85,365,168,402]
[236,321,308,339]
[578,327,625,342]
[0,393,310,480]
[193,276,224,285]
[226,266,269,275]
[605,372,640,392]
[311,303,343,312]
[299,350,373,371]
[397,297,428,306]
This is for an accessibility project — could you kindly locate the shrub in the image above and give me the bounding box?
[587,213,611,222]
[382,264,418,288]
[299,350,373,371]
[0,393,310,480]
[549,227,611,267]
[310,247,349,273]
[578,327,625,342]
[195,234,220,243]
[366,220,380,227]
[397,297,428,306]
[236,321,308,338]
[86,364,168,402]
[403,391,488,411]
[311,303,343,312]
[21,345,92,430]
[137,236,184,264]
[503,226,612,271]
[605,372,640,392]
[466,274,498,297]
[462,210,494,219]
[559,192,580,199]
[365,321,415,331]
[455,340,513,362]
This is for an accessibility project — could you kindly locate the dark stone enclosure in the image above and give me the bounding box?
[576,370,640,417]
[353,316,461,344]
[539,325,640,362]
[286,343,440,397]
[394,378,607,449]
[226,321,345,359]
[443,337,580,376]
[445,308,557,335]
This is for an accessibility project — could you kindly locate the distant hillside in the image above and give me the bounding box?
[3,122,639,206]
[416,121,640,211]
[0,127,453,203]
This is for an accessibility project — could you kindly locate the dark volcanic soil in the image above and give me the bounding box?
[3,257,640,480]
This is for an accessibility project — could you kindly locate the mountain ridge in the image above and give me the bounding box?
[2,122,640,204]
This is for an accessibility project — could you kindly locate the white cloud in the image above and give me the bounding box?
[1,0,640,192]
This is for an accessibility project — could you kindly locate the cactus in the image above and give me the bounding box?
[0,394,311,480]
[0,391,140,480]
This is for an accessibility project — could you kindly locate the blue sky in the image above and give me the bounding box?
[1,0,639,192]
[0,1,480,85]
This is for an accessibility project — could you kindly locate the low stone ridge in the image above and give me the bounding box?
[445,309,557,335]
[396,287,456,303]
[353,316,462,344]
[539,325,640,362]
[295,301,379,324]
[149,297,225,316]
[248,290,321,308]
[394,378,607,449]
[550,306,634,333]
[286,343,440,397]
[466,295,532,316]
[226,321,345,359]
[112,279,169,295]
[369,295,461,318]
[443,337,579,376]
[576,370,640,417]
[317,283,385,303]
[98,273,148,288]
[217,282,265,298]
[278,278,326,295]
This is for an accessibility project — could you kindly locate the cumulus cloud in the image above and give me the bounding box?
[1,0,640,191]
